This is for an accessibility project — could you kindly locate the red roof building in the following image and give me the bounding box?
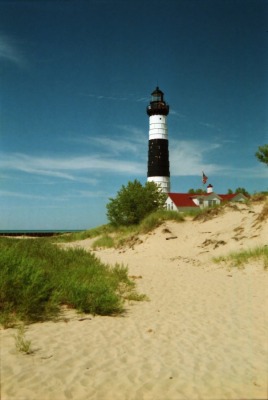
[166,186,247,212]
[167,193,199,209]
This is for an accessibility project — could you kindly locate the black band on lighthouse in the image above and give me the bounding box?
[147,139,170,178]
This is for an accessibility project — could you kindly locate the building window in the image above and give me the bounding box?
[208,200,217,207]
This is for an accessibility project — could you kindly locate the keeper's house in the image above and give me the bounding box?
[166,184,247,212]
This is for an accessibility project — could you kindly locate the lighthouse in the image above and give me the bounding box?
[146,87,170,193]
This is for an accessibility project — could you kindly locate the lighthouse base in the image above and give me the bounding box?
[147,176,170,193]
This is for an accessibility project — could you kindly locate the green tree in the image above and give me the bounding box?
[235,187,249,196]
[188,188,205,194]
[256,144,268,167]
[227,189,233,194]
[188,188,195,194]
[106,180,167,226]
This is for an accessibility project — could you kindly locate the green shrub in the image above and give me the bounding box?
[0,238,141,325]
[106,180,167,226]
[0,243,57,323]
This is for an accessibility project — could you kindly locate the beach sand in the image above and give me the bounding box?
[1,201,268,400]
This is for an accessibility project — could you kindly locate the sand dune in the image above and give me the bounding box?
[1,201,268,400]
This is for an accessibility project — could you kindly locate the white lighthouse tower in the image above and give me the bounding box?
[146,87,170,193]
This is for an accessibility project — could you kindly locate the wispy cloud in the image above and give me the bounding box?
[0,153,144,180]
[69,125,146,156]
[91,137,142,155]
[2,136,265,188]
[0,190,48,200]
[170,108,222,133]
[71,190,107,198]
[0,189,108,204]
[0,125,147,183]
[169,140,224,176]
[169,109,187,119]
[80,92,148,103]
[199,122,214,129]
[81,93,128,101]
[0,34,25,67]
[136,97,148,103]
[116,124,145,137]
[215,165,268,179]
[198,121,222,132]
[169,138,268,180]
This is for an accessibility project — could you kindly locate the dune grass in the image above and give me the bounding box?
[0,238,141,327]
[52,204,239,250]
[89,210,185,249]
[251,192,268,202]
[256,200,268,222]
[53,202,249,250]
[46,198,265,251]
[139,209,184,233]
[213,246,268,269]
[52,210,185,248]
[51,224,114,243]
[92,235,115,250]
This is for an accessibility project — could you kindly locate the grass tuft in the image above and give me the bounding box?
[213,246,268,269]
[92,235,115,250]
[256,201,268,223]
[251,193,268,202]
[193,204,224,221]
[124,292,149,302]
[13,324,33,354]
[139,210,184,233]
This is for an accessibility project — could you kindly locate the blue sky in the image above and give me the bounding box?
[1,0,268,230]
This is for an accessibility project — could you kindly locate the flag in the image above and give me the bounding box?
[202,171,208,184]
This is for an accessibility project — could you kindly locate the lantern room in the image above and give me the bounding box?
[146,86,169,116]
